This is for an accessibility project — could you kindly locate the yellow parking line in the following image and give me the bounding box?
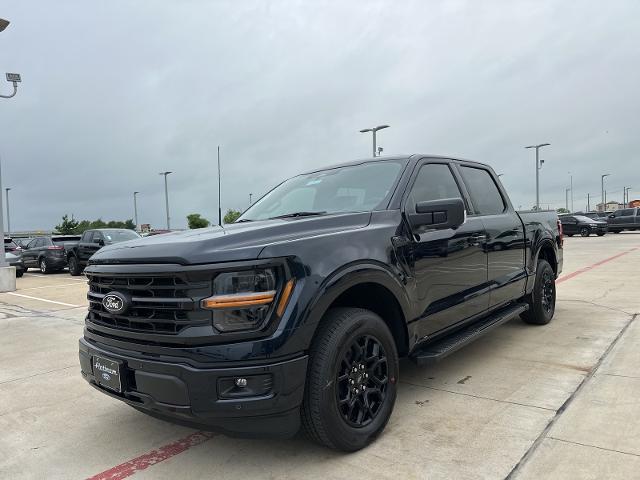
[5,292,81,308]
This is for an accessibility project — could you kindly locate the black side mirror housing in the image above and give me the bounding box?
[94,238,104,246]
[408,197,466,231]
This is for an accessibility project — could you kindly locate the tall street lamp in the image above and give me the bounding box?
[133,191,139,231]
[5,188,10,236]
[601,174,610,212]
[159,172,172,230]
[360,125,389,157]
[525,143,550,210]
[0,19,20,289]
[568,172,573,212]
[623,186,632,206]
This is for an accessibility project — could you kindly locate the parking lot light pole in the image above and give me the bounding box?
[601,174,610,212]
[568,172,573,212]
[133,191,139,232]
[360,125,389,157]
[623,186,631,206]
[525,143,550,210]
[159,172,172,230]
[565,188,570,211]
[5,188,10,236]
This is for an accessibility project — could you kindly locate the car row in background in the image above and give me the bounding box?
[9,229,140,275]
[561,207,640,236]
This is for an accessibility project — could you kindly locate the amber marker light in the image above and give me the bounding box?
[202,291,276,309]
[276,279,296,317]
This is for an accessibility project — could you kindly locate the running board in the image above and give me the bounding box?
[409,303,529,366]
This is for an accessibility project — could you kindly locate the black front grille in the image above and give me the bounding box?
[86,271,212,335]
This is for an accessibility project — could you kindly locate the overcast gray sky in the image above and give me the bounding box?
[1,0,639,231]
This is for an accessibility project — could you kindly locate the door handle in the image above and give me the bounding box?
[470,234,487,245]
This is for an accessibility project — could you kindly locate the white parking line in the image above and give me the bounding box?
[20,282,88,291]
[5,292,81,308]
[24,272,86,281]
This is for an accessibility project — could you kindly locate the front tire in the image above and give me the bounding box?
[580,227,590,237]
[302,307,399,451]
[597,232,605,236]
[521,259,556,325]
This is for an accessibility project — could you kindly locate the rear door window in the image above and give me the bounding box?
[82,231,94,243]
[459,166,506,215]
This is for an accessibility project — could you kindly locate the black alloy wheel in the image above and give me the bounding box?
[580,227,590,237]
[336,335,389,428]
[521,258,556,325]
[302,307,399,451]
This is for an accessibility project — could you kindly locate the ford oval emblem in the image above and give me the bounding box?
[102,372,111,381]
[102,292,128,315]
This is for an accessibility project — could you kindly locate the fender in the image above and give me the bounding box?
[302,260,412,338]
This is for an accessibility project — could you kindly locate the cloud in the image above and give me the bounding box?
[1,0,639,231]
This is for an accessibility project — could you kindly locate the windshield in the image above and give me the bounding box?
[238,160,406,222]
[102,230,140,243]
[53,236,81,245]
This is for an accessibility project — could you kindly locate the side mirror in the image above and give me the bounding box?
[408,197,466,231]
[94,238,105,246]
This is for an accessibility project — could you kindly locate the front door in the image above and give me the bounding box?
[403,162,489,338]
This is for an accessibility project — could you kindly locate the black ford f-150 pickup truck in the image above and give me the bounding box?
[66,228,140,276]
[79,155,562,451]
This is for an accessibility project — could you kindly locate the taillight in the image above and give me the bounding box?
[557,219,563,246]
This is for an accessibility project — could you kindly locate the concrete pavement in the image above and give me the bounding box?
[0,232,638,479]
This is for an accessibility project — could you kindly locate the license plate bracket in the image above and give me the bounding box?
[92,356,123,393]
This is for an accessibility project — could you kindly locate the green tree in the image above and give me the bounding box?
[187,213,211,229]
[557,208,570,214]
[55,214,79,234]
[223,209,242,224]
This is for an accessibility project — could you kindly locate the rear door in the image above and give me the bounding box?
[403,160,489,337]
[457,165,527,309]
[561,216,577,235]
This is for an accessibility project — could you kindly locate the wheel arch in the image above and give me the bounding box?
[304,262,411,357]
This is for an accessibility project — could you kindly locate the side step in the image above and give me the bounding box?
[410,303,528,366]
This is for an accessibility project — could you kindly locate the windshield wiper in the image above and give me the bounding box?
[234,218,253,223]
[270,211,327,220]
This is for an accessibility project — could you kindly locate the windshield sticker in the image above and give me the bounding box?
[306,179,322,186]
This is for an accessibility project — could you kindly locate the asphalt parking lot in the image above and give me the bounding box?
[1,233,639,480]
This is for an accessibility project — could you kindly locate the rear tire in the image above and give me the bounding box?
[301,307,399,451]
[580,227,590,237]
[521,259,556,325]
[68,256,81,276]
[15,269,24,278]
[39,258,49,274]
[597,232,605,236]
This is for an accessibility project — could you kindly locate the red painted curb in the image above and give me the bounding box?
[87,431,215,480]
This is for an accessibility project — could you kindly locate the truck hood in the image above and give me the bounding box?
[89,212,372,265]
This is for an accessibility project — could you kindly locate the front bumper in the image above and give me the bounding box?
[79,338,308,438]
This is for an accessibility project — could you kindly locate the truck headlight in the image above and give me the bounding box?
[201,268,294,332]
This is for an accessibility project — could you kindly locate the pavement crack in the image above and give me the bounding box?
[548,437,640,458]
[399,380,555,412]
[559,299,634,316]
[0,365,76,386]
[504,313,638,480]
